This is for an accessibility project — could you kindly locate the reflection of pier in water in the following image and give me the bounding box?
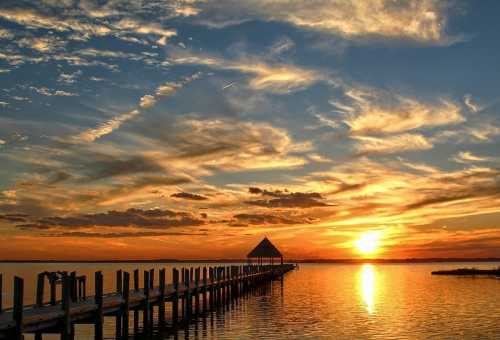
[0,264,295,339]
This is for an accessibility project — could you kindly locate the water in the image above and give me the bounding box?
[1,262,499,339]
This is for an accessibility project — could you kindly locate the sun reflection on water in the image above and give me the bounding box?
[359,264,377,314]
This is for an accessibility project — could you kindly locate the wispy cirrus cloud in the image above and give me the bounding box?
[452,151,492,164]
[353,134,433,154]
[74,110,140,143]
[171,53,322,93]
[330,87,464,135]
[188,0,458,45]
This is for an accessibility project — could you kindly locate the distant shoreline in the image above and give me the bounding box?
[1,258,499,264]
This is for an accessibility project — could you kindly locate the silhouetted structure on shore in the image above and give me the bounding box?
[247,237,283,265]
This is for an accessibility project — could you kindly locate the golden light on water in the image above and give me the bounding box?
[355,231,381,255]
[359,264,377,314]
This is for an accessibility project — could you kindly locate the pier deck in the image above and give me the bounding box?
[0,264,295,339]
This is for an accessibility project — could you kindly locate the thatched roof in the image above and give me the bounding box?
[247,237,282,258]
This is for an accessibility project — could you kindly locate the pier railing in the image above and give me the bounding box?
[0,263,295,339]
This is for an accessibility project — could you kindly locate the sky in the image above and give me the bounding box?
[0,0,499,260]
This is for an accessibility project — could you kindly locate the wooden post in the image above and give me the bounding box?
[62,275,72,337]
[122,272,130,337]
[202,267,207,313]
[94,271,103,339]
[13,276,23,340]
[209,267,213,308]
[116,269,123,294]
[133,269,139,333]
[36,272,45,307]
[149,268,155,289]
[159,268,166,330]
[143,270,150,331]
[184,269,190,322]
[70,271,77,302]
[217,267,222,307]
[221,267,225,306]
[172,268,179,329]
[0,274,2,314]
[50,273,57,305]
[226,266,231,308]
[189,267,194,316]
[180,268,185,323]
[194,267,200,316]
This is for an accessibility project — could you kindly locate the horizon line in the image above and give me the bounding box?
[1,257,500,263]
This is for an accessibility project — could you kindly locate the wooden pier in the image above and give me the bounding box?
[0,264,294,339]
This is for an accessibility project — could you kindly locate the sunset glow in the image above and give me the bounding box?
[0,1,500,260]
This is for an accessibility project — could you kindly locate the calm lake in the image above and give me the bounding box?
[1,262,499,339]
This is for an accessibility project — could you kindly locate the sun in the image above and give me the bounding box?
[355,232,381,255]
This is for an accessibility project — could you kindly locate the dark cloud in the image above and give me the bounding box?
[46,171,72,185]
[0,213,28,223]
[171,192,208,200]
[84,155,165,181]
[404,180,500,212]
[16,208,205,230]
[0,197,55,216]
[232,213,304,226]
[248,186,322,199]
[44,231,208,238]
[246,187,328,208]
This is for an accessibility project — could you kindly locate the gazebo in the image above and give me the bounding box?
[247,237,283,265]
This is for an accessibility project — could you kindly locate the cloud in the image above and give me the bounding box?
[74,110,140,142]
[171,192,208,201]
[189,0,456,44]
[83,155,165,181]
[452,151,490,164]
[139,95,156,108]
[333,88,464,135]
[353,133,433,154]
[165,117,310,171]
[2,190,17,198]
[114,18,177,45]
[463,94,481,113]
[315,113,339,129]
[0,7,111,36]
[433,124,500,144]
[57,70,82,84]
[30,86,77,96]
[171,54,322,93]
[17,36,65,52]
[246,187,328,208]
[0,5,177,45]
[16,208,205,230]
[269,37,295,55]
[156,83,181,96]
[43,230,207,238]
[232,213,304,226]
